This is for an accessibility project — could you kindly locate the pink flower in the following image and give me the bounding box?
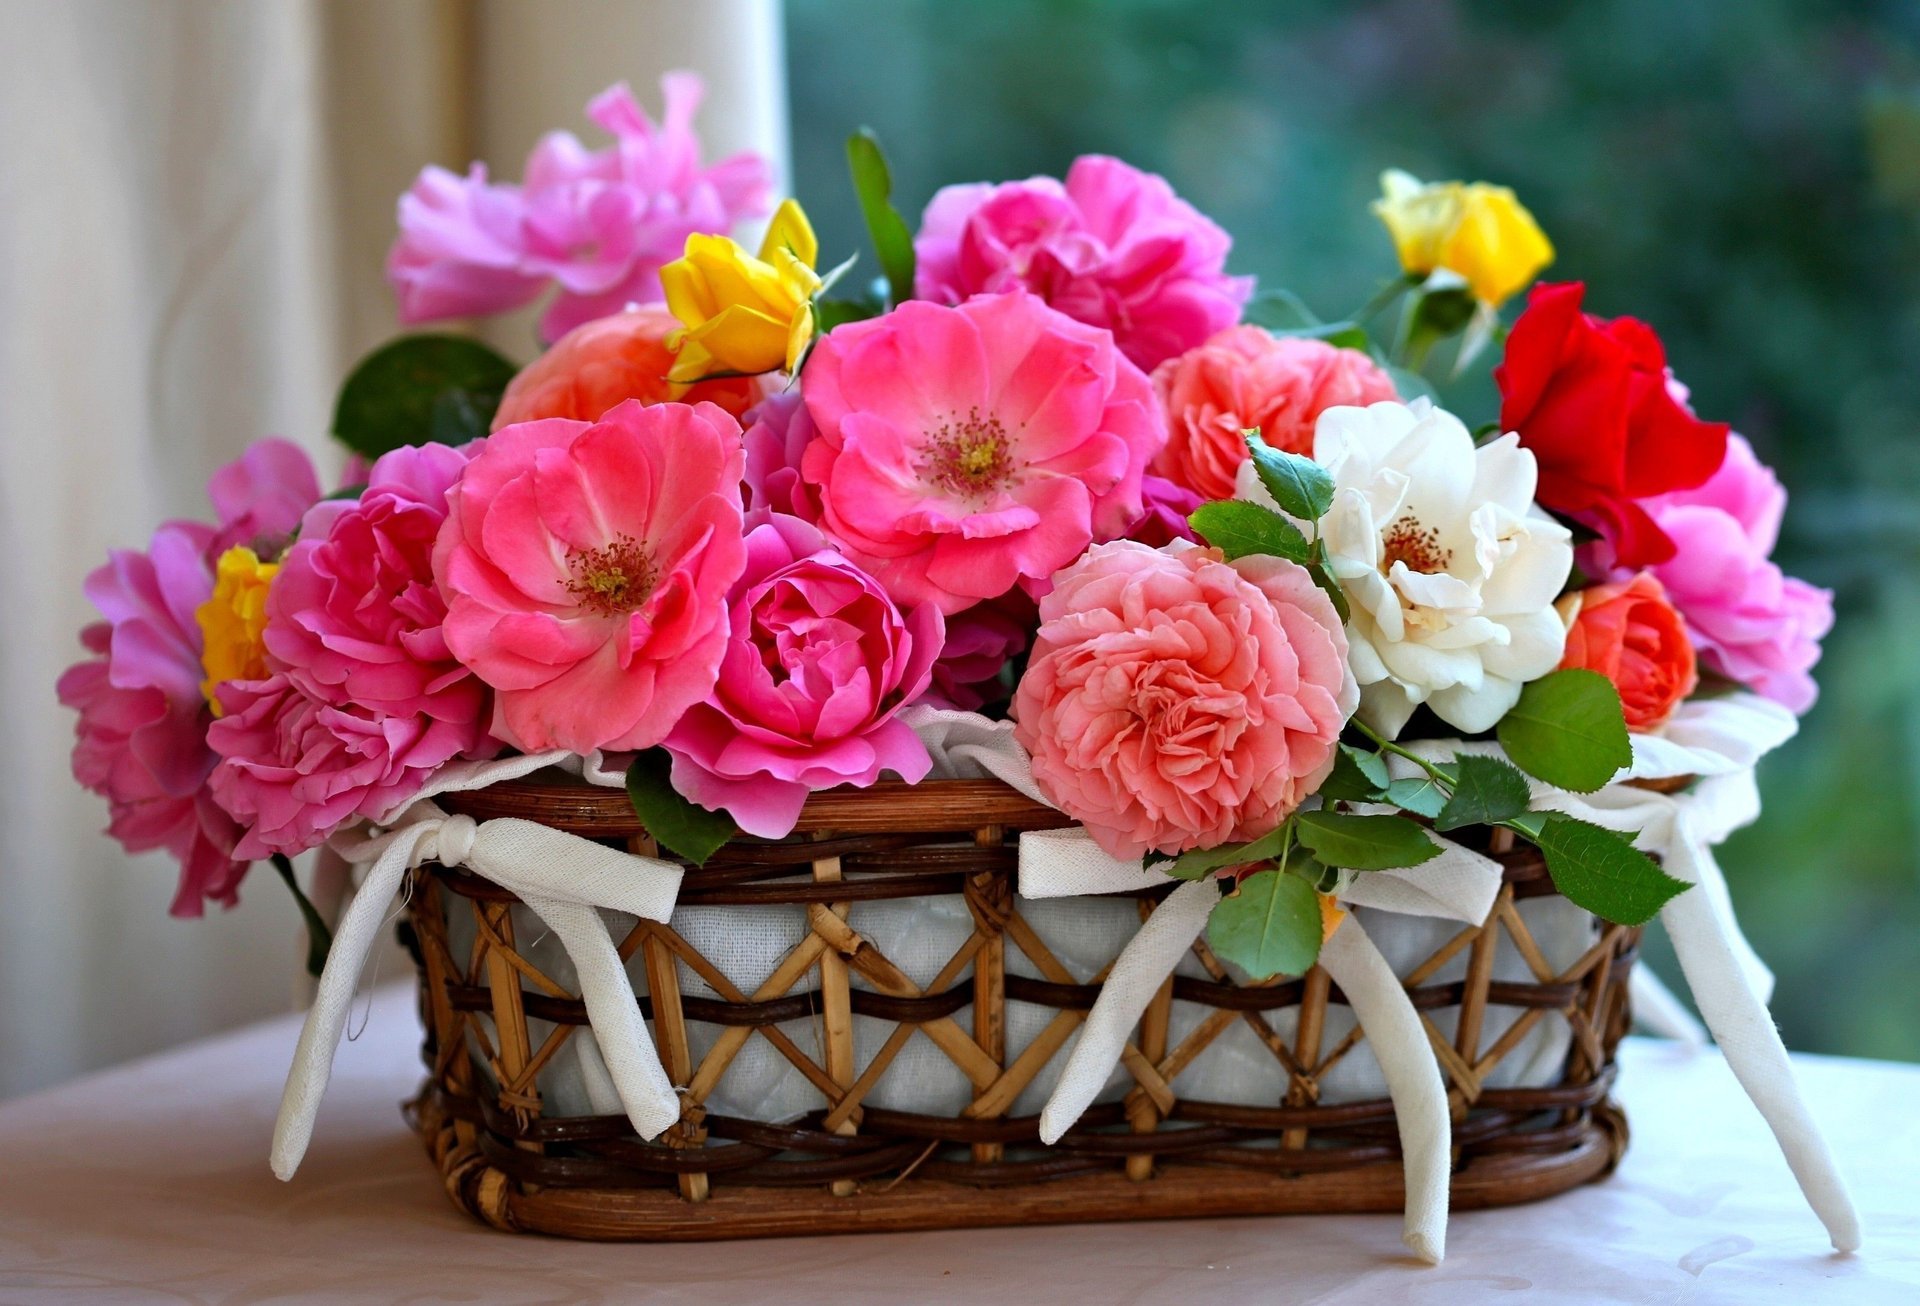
[1585,434,1832,713]
[56,521,247,915]
[924,592,1037,711]
[741,390,823,522]
[914,156,1253,371]
[204,437,323,563]
[266,442,493,744]
[1150,329,1399,500]
[434,400,748,753]
[388,75,773,343]
[208,675,481,858]
[665,514,942,837]
[1013,541,1356,860]
[799,292,1167,615]
[1127,474,1204,549]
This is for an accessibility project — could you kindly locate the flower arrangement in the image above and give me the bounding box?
[60,74,1834,987]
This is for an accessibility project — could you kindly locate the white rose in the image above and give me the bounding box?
[1236,398,1572,738]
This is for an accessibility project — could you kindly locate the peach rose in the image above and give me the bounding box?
[1556,573,1698,731]
[491,304,762,430]
[1013,540,1357,860]
[1150,328,1397,500]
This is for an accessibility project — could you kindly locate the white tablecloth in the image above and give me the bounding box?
[0,984,1914,1304]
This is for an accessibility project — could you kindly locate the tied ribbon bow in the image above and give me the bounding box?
[271,801,684,1180]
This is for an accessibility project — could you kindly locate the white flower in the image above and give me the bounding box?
[1236,398,1572,738]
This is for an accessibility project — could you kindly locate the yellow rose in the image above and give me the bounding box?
[196,545,279,714]
[1372,169,1553,308]
[663,198,822,384]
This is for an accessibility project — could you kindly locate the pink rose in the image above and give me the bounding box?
[208,675,481,858]
[266,442,492,743]
[388,75,773,343]
[741,390,824,522]
[203,436,323,563]
[799,292,1166,615]
[665,514,942,837]
[1013,541,1356,860]
[1585,434,1832,713]
[914,155,1253,372]
[434,400,748,753]
[923,591,1037,711]
[1126,474,1204,549]
[1150,329,1399,500]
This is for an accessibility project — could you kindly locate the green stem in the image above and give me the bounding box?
[272,853,334,979]
[1351,718,1456,787]
[1349,274,1415,326]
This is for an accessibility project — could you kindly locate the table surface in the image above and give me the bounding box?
[0,985,1914,1305]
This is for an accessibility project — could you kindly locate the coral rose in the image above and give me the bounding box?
[914,155,1253,371]
[664,514,942,837]
[1012,541,1356,860]
[433,400,747,754]
[1496,282,1728,568]
[799,292,1166,615]
[1556,574,1698,731]
[491,305,761,429]
[1150,328,1398,499]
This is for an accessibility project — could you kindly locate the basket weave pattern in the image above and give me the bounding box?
[405,778,1636,1239]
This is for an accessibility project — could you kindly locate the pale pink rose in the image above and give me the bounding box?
[433,400,748,753]
[1585,433,1832,713]
[923,591,1037,711]
[799,292,1166,615]
[208,675,481,858]
[665,514,942,837]
[1013,541,1356,860]
[914,156,1253,371]
[266,442,493,746]
[741,390,823,522]
[388,75,773,342]
[1149,329,1399,500]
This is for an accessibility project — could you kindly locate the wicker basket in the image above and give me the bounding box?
[403,775,1636,1240]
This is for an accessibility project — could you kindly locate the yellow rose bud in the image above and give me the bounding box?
[663,198,823,385]
[196,545,280,715]
[1372,169,1553,309]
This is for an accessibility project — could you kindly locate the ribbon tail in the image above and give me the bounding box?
[1629,967,1707,1047]
[270,832,420,1180]
[1038,878,1220,1145]
[518,893,679,1140]
[1661,831,1862,1252]
[1319,919,1450,1264]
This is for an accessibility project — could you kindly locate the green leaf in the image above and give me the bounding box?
[1320,745,1389,802]
[1435,755,1533,832]
[1294,811,1440,870]
[624,748,737,866]
[1307,557,1351,623]
[1496,668,1633,793]
[815,296,884,332]
[1275,321,1371,352]
[1503,811,1548,840]
[1207,869,1323,979]
[1385,775,1449,819]
[1383,363,1437,404]
[1532,814,1689,926]
[323,483,368,502]
[271,853,333,979]
[332,334,517,460]
[1188,499,1311,562]
[1245,433,1335,522]
[1162,824,1290,880]
[846,130,916,306]
[1240,288,1323,330]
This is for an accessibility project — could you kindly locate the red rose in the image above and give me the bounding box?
[1496,282,1727,567]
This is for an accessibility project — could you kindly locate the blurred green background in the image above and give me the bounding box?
[787,0,1920,1062]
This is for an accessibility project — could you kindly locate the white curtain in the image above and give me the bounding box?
[0,0,789,1099]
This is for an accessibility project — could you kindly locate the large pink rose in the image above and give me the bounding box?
[1150,329,1399,500]
[434,400,748,753]
[1013,541,1356,860]
[388,75,773,342]
[914,156,1253,371]
[665,513,942,838]
[1585,434,1832,713]
[208,675,481,858]
[799,292,1166,615]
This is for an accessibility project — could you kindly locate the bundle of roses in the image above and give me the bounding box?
[60,76,1831,981]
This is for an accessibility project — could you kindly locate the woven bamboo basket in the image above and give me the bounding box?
[403,775,1636,1241]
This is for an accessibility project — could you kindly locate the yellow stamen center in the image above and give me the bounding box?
[566,535,655,617]
[925,408,1015,499]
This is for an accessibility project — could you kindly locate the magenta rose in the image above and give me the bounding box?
[914,156,1252,372]
[923,591,1037,712]
[799,292,1166,615]
[1126,474,1205,549]
[1013,541,1356,860]
[1585,433,1832,713]
[664,513,942,838]
[434,400,748,754]
[208,675,482,858]
[203,437,323,563]
[741,390,823,522]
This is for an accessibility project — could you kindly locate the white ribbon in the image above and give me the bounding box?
[271,752,684,1181]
